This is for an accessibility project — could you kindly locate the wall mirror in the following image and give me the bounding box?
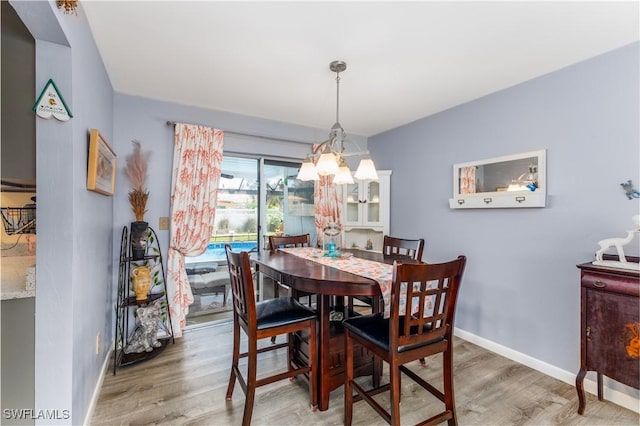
[449,149,546,209]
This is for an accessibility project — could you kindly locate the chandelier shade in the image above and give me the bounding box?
[296,60,379,183]
[333,158,355,185]
[354,157,379,181]
[297,156,320,181]
[316,152,340,176]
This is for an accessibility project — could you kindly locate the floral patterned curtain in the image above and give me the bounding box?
[167,124,224,337]
[314,174,343,246]
[460,166,476,194]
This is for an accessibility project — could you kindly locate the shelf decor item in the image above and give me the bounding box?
[131,265,152,301]
[592,214,640,271]
[124,140,151,260]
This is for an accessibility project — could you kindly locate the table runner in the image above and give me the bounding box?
[280,247,402,317]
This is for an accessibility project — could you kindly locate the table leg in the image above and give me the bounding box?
[576,368,586,414]
[318,294,331,411]
[597,372,603,401]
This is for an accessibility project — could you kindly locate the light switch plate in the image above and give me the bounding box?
[159,217,169,230]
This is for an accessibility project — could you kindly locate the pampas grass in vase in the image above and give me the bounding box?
[125,140,150,222]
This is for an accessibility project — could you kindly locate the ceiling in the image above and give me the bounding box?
[82,1,639,137]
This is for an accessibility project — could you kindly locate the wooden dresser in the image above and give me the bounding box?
[576,258,639,414]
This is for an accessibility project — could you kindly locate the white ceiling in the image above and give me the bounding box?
[82,1,639,137]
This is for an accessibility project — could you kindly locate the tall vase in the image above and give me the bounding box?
[130,265,152,301]
[130,221,149,260]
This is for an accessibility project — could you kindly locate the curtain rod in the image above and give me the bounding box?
[166,120,313,146]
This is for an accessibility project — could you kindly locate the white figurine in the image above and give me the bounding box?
[593,214,640,270]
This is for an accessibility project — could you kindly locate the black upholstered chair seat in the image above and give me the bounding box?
[342,313,442,353]
[256,297,316,330]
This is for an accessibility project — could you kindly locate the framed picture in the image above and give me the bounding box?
[87,128,116,195]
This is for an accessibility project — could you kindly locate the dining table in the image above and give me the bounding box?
[251,247,419,411]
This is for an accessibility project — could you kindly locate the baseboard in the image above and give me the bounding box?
[82,342,113,425]
[453,328,640,414]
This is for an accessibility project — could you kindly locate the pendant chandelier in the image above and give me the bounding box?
[297,61,378,184]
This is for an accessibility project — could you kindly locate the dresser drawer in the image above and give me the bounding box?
[581,271,640,296]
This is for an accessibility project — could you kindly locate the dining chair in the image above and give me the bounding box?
[267,234,314,343]
[224,245,317,426]
[382,235,425,260]
[348,235,425,314]
[343,256,467,426]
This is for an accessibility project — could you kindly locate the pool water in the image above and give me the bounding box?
[187,241,258,264]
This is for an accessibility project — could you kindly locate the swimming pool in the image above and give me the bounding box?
[186,241,258,264]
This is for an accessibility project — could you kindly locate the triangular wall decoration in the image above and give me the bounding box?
[32,79,73,121]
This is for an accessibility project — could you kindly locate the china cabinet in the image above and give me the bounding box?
[114,226,174,374]
[449,150,546,209]
[341,170,390,251]
[575,257,639,414]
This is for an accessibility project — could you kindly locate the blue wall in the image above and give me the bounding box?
[12,1,114,424]
[369,42,639,398]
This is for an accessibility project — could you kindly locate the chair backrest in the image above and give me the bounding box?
[268,234,311,250]
[383,235,425,261]
[225,245,256,327]
[389,256,466,350]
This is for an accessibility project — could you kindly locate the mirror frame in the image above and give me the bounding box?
[449,149,547,209]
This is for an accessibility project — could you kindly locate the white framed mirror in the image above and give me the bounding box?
[449,149,546,209]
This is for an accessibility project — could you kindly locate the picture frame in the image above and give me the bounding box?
[87,128,116,195]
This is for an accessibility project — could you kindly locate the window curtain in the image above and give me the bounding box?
[460,166,476,194]
[166,123,224,337]
[314,174,343,246]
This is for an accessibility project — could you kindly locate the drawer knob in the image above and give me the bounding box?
[593,280,606,288]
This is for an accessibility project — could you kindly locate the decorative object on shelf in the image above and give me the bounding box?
[507,165,538,192]
[130,222,149,260]
[124,300,163,354]
[323,222,342,257]
[57,0,78,15]
[131,265,152,301]
[125,140,151,260]
[297,61,378,184]
[621,180,640,200]
[365,239,373,250]
[86,129,116,196]
[593,215,640,271]
[32,79,73,121]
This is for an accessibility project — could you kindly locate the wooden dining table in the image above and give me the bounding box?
[252,248,415,411]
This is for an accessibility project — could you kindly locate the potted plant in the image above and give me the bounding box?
[125,140,150,260]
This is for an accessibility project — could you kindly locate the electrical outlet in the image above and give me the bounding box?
[95,332,101,355]
[159,217,169,230]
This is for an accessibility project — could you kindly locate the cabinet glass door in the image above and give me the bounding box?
[345,182,361,224]
[365,181,380,224]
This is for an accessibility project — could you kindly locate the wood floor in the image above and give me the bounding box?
[92,320,639,425]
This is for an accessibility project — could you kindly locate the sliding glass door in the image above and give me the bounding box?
[263,160,316,247]
[184,155,315,325]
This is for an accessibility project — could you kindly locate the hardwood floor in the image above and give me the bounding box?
[92,321,639,425]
